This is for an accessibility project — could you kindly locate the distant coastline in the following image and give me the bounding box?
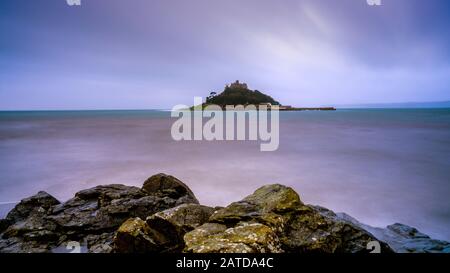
[334,100,450,109]
[187,105,336,111]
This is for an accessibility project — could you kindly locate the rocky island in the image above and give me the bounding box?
[194,81,336,111]
[0,173,448,253]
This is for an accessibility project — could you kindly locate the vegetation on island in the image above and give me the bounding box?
[205,81,279,107]
[188,80,335,111]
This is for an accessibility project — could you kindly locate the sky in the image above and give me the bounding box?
[0,0,449,110]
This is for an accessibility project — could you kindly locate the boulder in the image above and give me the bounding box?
[1,175,448,253]
[146,204,215,250]
[283,205,392,253]
[4,191,60,224]
[46,184,170,234]
[85,232,115,253]
[142,173,199,205]
[384,224,450,253]
[0,173,199,253]
[186,184,393,253]
[210,184,301,228]
[0,219,11,234]
[336,213,450,253]
[113,218,165,253]
[113,203,215,253]
[184,222,282,253]
[0,191,61,252]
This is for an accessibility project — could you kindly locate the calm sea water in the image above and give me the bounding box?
[0,109,449,240]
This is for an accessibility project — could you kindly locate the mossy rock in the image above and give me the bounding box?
[142,173,199,204]
[184,222,283,253]
[209,184,301,226]
[113,218,164,253]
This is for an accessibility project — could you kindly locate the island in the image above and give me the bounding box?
[194,80,336,111]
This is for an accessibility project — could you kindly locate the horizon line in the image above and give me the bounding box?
[1,100,450,112]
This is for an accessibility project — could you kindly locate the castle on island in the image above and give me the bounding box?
[208,80,292,110]
[205,80,336,111]
[227,80,248,90]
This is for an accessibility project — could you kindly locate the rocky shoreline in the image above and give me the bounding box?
[0,173,448,253]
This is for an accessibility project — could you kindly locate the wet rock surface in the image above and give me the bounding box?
[142,173,199,205]
[336,213,450,253]
[185,184,392,253]
[113,217,164,253]
[184,222,282,253]
[0,174,198,253]
[1,174,448,253]
[113,203,215,253]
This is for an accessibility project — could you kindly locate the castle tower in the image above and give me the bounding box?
[229,80,248,89]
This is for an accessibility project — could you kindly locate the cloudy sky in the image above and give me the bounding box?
[0,0,449,110]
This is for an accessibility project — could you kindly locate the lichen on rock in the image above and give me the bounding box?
[0,173,199,253]
[0,174,448,253]
[113,203,216,253]
[184,222,283,253]
[186,184,393,253]
[142,173,199,205]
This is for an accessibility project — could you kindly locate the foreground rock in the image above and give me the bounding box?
[0,173,198,253]
[185,222,282,253]
[0,191,60,235]
[142,173,199,205]
[1,174,448,253]
[113,204,215,253]
[113,217,163,253]
[336,213,450,253]
[185,184,393,253]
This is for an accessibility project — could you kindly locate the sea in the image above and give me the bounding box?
[0,109,449,240]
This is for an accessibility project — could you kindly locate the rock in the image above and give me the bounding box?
[385,223,450,253]
[0,219,10,234]
[0,174,199,253]
[210,184,301,227]
[47,185,166,234]
[283,205,392,253]
[113,218,165,253]
[1,175,448,253]
[145,204,215,251]
[0,238,52,253]
[387,223,430,238]
[142,173,199,205]
[147,204,215,234]
[113,203,215,253]
[187,184,392,253]
[184,222,282,253]
[0,191,60,252]
[336,213,450,253]
[85,233,115,253]
[4,191,60,224]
